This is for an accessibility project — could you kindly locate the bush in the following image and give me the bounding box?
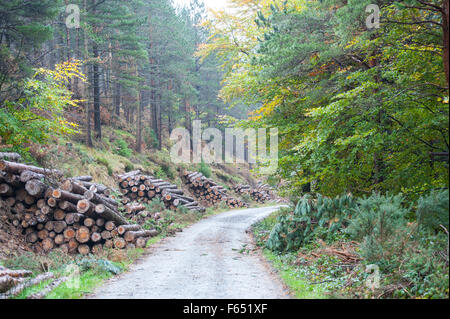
[266,194,356,252]
[144,127,159,149]
[96,157,113,176]
[346,193,409,269]
[416,189,449,233]
[146,198,166,212]
[161,162,176,180]
[198,161,211,178]
[124,161,135,172]
[114,139,132,158]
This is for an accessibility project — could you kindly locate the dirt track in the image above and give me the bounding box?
[90,206,290,299]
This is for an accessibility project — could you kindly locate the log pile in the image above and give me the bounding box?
[0,267,54,299]
[233,183,276,203]
[182,171,247,209]
[1,157,156,255]
[118,170,205,213]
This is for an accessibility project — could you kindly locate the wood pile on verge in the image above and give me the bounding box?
[118,170,206,214]
[0,265,63,299]
[0,154,156,255]
[182,171,248,208]
[233,183,276,203]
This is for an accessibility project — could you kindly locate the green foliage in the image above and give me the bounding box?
[96,157,113,176]
[401,232,449,299]
[145,197,166,212]
[346,193,409,268]
[144,127,159,149]
[266,194,356,252]
[114,139,132,158]
[198,160,212,178]
[161,162,176,180]
[0,62,83,152]
[77,258,122,275]
[124,161,135,173]
[416,189,449,233]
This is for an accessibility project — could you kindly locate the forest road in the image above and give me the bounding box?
[90,205,291,299]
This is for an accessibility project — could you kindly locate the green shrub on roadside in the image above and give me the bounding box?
[266,194,356,252]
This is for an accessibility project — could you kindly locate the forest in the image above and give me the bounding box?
[0,0,449,300]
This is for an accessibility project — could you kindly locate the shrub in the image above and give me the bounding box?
[146,197,166,212]
[198,161,211,178]
[124,161,135,172]
[416,189,449,233]
[346,193,410,269]
[144,127,159,149]
[114,139,132,158]
[266,194,356,252]
[161,162,176,180]
[96,157,113,176]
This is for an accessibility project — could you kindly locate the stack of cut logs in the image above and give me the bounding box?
[233,183,276,203]
[182,171,247,208]
[0,266,62,299]
[118,170,205,213]
[122,203,162,225]
[0,154,156,255]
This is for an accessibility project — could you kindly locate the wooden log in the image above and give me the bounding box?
[58,200,77,212]
[37,230,49,240]
[117,224,141,235]
[76,199,94,215]
[135,237,148,248]
[105,221,116,231]
[2,272,54,298]
[61,179,88,195]
[20,170,45,183]
[77,244,90,255]
[124,230,157,242]
[0,183,13,196]
[0,269,32,278]
[26,232,38,243]
[96,218,105,227]
[75,226,90,243]
[101,230,112,240]
[84,190,117,209]
[53,209,66,221]
[53,221,67,234]
[0,152,21,162]
[24,195,35,205]
[52,189,84,204]
[63,227,76,240]
[0,276,23,294]
[27,277,68,299]
[95,204,129,226]
[104,239,113,249]
[90,232,102,243]
[25,180,47,197]
[113,237,126,249]
[68,238,79,252]
[54,234,65,245]
[83,218,95,228]
[42,238,55,251]
[47,197,57,208]
[80,182,111,195]
[0,160,62,177]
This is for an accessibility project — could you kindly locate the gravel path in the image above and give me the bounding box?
[90,206,290,299]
